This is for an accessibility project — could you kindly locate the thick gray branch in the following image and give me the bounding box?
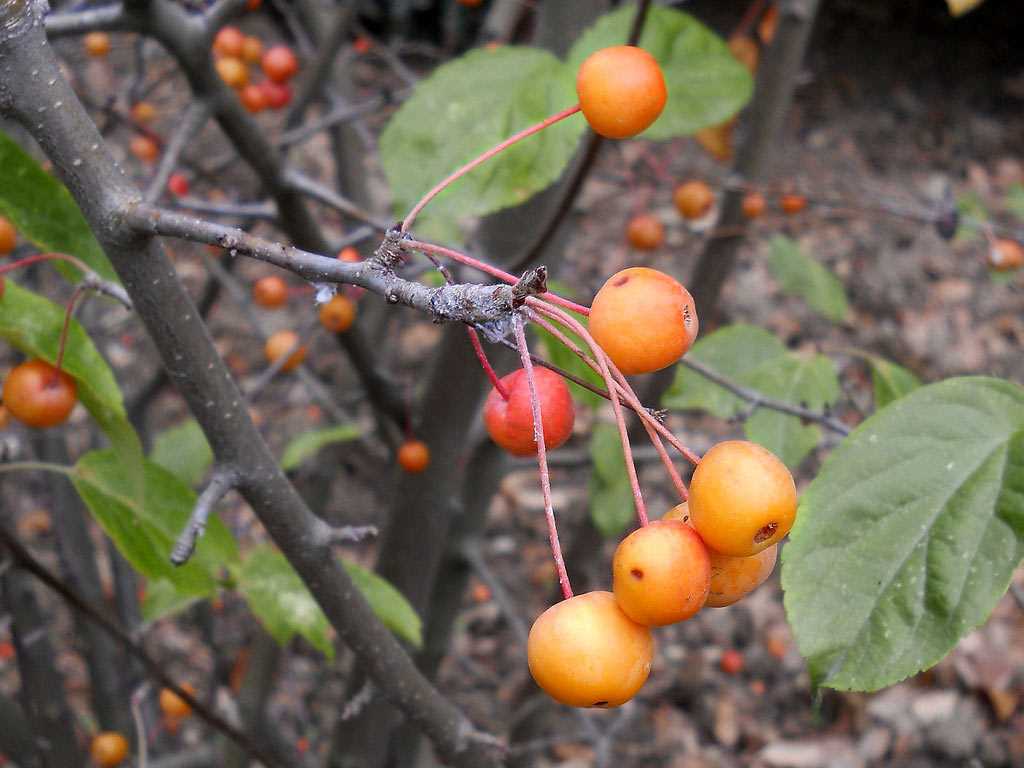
[4,5,502,765]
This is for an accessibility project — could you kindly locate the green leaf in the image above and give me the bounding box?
[141,579,202,622]
[1004,183,1024,220]
[955,191,987,242]
[280,424,361,471]
[744,355,839,468]
[767,236,849,322]
[664,324,785,419]
[150,419,213,487]
[342,561,422,649]
[589,423,634,537]
[0,281,142,490]
[237,547,334,657]
[380,46,582,243]
[663,324,840,468]
[866,355,921,409]
[567,6,754,139]
[535,322,603,409]
[236,548,424,656]
[0,130,117,282]
[71,450,238,597]
[782,377,1024,692]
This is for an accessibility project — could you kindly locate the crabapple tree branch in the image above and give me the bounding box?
[170,467,239,565]
[1,6,502,765]
[144,100,211,203]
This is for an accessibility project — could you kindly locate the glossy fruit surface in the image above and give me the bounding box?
[780,193,807,214]
[3,359,77,428]
[242,35,263,63]
[240,84,268,112]
[613,520,710,626]
[159,683,195,719]
[84,32,111,57]
[742,192,766,219]
[167,173,189,197]
[690,440,796,556]
[264,330,306,372]
[216,56,249,89]
[988,238,1024,272]
[260,80,292,109]
[483,367,574,457]
[338,246,360,262]
[707,544,778,607]
[720,649,745,675]
[0,216,16,255]
[252,276,288,308]
[663,502,690,524]
[262,45,299,83]
[129,135,159,163]
[397,439,430,473]
[674,180,715,220]
[213,26,245,58]
[576,46,666,139]
[528,591,653,708]
[626,213,664,250]
[130,101,157,124]
[589,267,699,375]
[319,295,356,333]
[90,732,129,767]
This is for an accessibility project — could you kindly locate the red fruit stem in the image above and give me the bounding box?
[0,251,92,278]
[400,104,582,234]
[512,313,572,601]
[55,285,86,376]
[528,308,701,468]
[401,238,591,317]
[465,326,509,400]
[734,0,768,38]
[526,299,648,526]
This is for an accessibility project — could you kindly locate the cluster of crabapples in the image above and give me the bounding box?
[86,684,194,766]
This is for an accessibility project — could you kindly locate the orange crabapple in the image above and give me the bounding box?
[159,683,195,719]
[252,276,289,308]
[90,732,129,767]
[576,46,667,139]
[261,45,299,83]
[212,26,245,58]
[689,440,796,557]
[759,4,779,45]
[483,367,574,457]
[240,83,268,113]
[663,502,779,606]
[589,267,698,375]
[129,135,159,163]
[397,439,430,473]
[612,520,710,626]
[3,359,78,429]
[728,35,759,74]
[988,238,1024,272]
[780,192,807,215]
[241,35,263,64]
[742,191,766,219]
[84,32,111,57]
[527,591,654,708]
[318,295,356,333]
[674,179,715,220]
[130,101,157,124]
[259,79,292,109]
[216,56,249,89]
[264,330,307,372]
[626,213,664,250]
[167,173,189,197]
[0,216,16,255]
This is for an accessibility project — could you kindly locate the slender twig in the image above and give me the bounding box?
[0,524,286,768]
[144,101,211,203]
[130,682,151,768]
[169,197,278,221]
[43,4,134,36]
[681,357,851,435]
[285,170,392,230]
[400,105,583,233]
[512,314,571,600]
[0,252,131,309]
[170,468,238,566]
[467,327,509,400]
[460,539,529,646]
